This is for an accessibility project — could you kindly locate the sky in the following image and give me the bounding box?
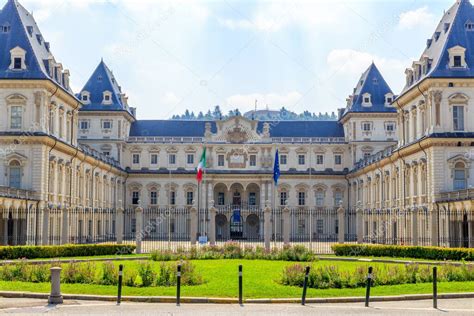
[17,0,455,119]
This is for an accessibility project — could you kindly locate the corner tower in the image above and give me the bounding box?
[339,63,398,166]
[77,60,136,163]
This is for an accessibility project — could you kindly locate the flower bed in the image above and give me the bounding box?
[0,260,203,287]
[280,262,474,289]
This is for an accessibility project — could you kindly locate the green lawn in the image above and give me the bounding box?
[0,259,473,298]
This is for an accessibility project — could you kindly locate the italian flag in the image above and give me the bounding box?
[196,148,206,183]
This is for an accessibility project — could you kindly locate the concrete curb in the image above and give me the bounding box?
[0,291,473,304]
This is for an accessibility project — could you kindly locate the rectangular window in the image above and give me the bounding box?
[454,170,466,190]
[150,191,157,205]
[102,121,112,129]
[186,191,194,205]
[298,219,305,235]
[298,154,305,165]
[334,191,343,207]
[298,191,305,206]
[218,192,225,205]
[335,219,339,234]
[362,122,372,131]
[280,191,288,206]
[453,106,464,131]
[170,191,176,205]
[102,151,110,156]
[386,123,395,132]
[454,55,462,67]
[132,154,140,164]
[334,154,342,165]
[316,219,324,234]
[218,154,225,167]
[80,121,89,130]
[9,166,21,188]
[187,154,194,164]
[150,154,158,165]
[169,154,176,165]
[248,192,256,205]
[249,154,257,166]
[132,191,139,205]
[280,154,287,165]
[13,57,22,70]
[315,191,325,207]
[316,154,324,165]
[10,106,22,129]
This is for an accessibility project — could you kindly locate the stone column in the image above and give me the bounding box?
[431,205,439,246]
[60,208,69,245]
[116,207,124,244]
[283,207,290,244]
[337,206,345,243]
[135,206,143,254]
[412,207,419,246]
[3,216,8,245]
[264,201,271,251]
[48,267,63,304]
[42,208,50,245]
[356,208,363,244]
[209,202,216,245]
[12,209,18,246]
[190,206,198,245]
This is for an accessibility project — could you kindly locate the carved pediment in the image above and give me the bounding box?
[226,126,248,144]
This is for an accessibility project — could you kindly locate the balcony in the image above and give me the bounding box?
[0,186,39,200]
[435,188,474,202]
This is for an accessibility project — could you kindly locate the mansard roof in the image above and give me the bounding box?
[401,0,474,94]
[0,0,73,95]
[341,63,395,118]
[129,119,344,138]
[78,60,134,116]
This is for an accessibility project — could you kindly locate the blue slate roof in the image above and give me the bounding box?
[78,60,134,115]
[341,63,395,118]
[401,0,474,94]
[130,119,344,138]
[0,0,73,95]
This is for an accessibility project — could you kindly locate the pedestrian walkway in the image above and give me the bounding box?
[0,297,472,315]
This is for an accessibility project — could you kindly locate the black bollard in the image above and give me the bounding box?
[433,266,438,309]
[117,264,123,305]
[301,266,310,306]
[238,265,243,305]
[365,266,373,307]
[176,264,181,306]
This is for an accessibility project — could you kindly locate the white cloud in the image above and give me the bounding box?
[327,49,409,76]
[398,7,436,30]
[225,91,302,111]
[220,1,343,32]
[161,92,181,106]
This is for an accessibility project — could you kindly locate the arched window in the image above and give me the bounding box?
[9,160,21,188]
[454,162,467,190]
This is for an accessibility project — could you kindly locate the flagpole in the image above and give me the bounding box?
[168,140,172,250]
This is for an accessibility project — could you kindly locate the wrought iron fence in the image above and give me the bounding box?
[1,205,472,253]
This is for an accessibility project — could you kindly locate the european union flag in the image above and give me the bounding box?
[273,149,280,185]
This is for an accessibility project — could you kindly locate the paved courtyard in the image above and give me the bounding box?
[0,298,472,315]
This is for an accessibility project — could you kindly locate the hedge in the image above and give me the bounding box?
[0,244,136,260]
[331,244,474,261]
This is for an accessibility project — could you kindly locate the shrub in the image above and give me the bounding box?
[151,243,316,262]
[331,244,474,261]
[98,261,118,286]
[62,262,96,284]
[281,262,474,289]
[137,261,155,287]
[0,244,136,260]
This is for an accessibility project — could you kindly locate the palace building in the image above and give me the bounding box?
[0,0,472,250]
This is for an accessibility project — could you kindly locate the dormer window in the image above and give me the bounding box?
[9,46,26,70]
[2,23,10,33]
[465,20,474,31]
[448,46,467,68]
[362,93,372,107]
[385,93,394,106]
[102,91,112,104]
[81,91,90,104]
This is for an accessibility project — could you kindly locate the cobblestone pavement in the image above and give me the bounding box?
[0,297,473,315]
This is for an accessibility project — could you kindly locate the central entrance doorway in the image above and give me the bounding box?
[230,191,243,239]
